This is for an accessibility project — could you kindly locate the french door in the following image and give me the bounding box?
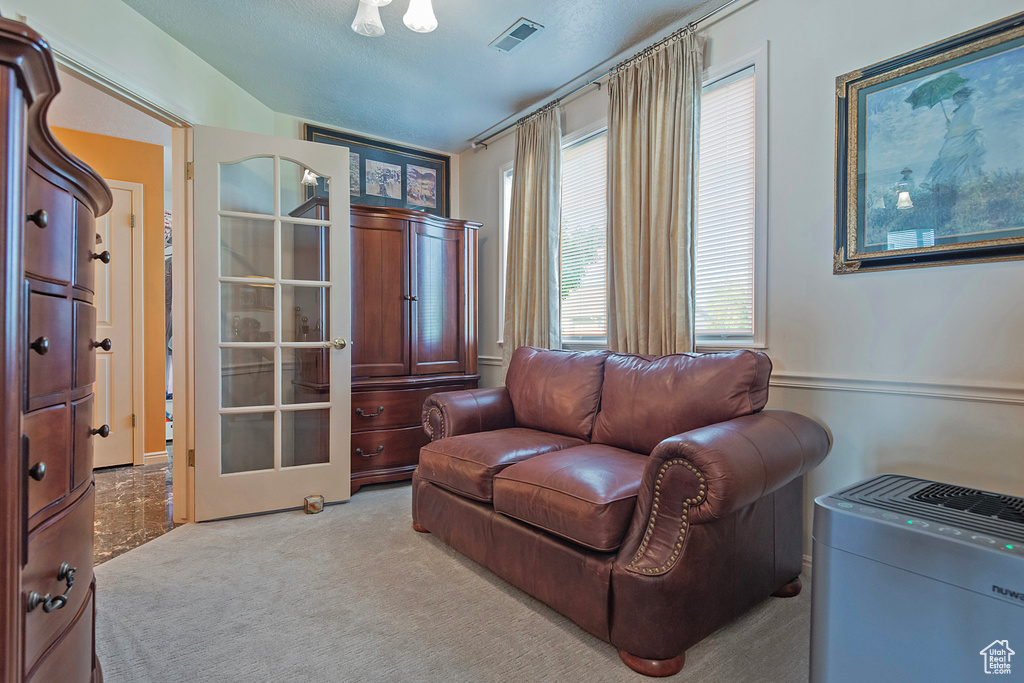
[193,126,351,520]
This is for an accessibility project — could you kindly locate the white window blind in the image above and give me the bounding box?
[696,67,756,338]
[560,131,608,345]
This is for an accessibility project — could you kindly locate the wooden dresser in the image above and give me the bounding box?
[0,19,113,682]
[290,201,479,493]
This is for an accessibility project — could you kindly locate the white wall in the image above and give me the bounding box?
[14,0,276,133]
[458,0,1024,547]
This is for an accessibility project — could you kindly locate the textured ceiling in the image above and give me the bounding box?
[118,0,716,152]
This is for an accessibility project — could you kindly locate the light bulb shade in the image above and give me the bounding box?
[896,190,914,210]
[300,169,320,186]
[352,1,385,37]
[403,0,437,33]
[362,0,392,5]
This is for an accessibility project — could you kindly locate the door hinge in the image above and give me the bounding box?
[130,214,135,228]
[187,449,195,467]
[132,414,136,427]
[186,161,194,180]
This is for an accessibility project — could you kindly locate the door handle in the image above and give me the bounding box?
[323,338,349,350]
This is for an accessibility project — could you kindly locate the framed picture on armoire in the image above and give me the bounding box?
[304,124,450,217]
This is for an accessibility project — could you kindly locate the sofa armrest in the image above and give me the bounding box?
[421,387,515,441]
[617,410,830,575]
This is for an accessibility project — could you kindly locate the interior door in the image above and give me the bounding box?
[193,126,351,521]
[92,181,137,468]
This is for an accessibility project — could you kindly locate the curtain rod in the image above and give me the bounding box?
[469,0,744,150]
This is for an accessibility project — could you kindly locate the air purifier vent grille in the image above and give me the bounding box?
[911,483,1024,524]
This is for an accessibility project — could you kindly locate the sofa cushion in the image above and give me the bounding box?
[417,428,585,502]
[505,347,610,441]
[493,445,648,552]
[592,350,772,455]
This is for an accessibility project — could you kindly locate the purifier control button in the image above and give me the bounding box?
[938,527,962,536]
[908,521,929,528]
[837,502,853,509]
[971,535,996,545]
[857,506,876,514]
[882,513,900,520]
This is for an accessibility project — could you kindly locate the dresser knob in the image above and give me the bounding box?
[92,338,112,351]
[91,250,111,264]
[91,424,110,438]
[29,462,46,481]
[27,209,48,228]
[30,336,49,355]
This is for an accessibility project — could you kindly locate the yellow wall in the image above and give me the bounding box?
[52,128,167,457]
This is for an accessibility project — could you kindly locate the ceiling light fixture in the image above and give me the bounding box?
[403,0,438,33]
[351,0,436,37]
[352,1,385,37]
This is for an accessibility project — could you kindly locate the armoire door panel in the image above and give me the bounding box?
[410,223,463,375]
[351,216,409,377]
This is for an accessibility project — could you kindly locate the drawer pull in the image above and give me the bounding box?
[27,209,48,228]
[27,562,76,613]
[356,446,384,457]
[355,405,385,418]
[92,338,113,351]
[91,250,111,264]
[30,336,49,355]
[29,462,46,481]
[91,424,110,438]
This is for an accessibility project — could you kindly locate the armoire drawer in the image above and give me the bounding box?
[24,486,95,671]
[351,384,468,432]
[71,396,95,491]
[26,587,94,683]
[25,404,71,519]
[25,170,74,284]
[73,301,97,389]
[73,200,98,294]
[351,425,429,473]
[28,292,72,402]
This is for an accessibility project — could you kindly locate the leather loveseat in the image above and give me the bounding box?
[411,347,830,677]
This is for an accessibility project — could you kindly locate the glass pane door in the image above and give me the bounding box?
[193,126,351,521]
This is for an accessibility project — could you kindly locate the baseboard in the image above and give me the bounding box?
[802,553,813,579]
[771,371,1024,406]
[144,450,169,465]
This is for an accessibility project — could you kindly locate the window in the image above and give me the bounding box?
[498,163,513,344]
[696,49,766,347]
[559,130,608,348]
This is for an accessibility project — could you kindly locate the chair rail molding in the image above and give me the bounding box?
[770,371,1024,406]
[478,355,502,367]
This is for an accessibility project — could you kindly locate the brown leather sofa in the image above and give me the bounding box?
[411,347,830,677]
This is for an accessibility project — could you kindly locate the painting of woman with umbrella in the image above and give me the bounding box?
[835,12,1024,273]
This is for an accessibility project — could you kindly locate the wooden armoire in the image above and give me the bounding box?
[290,200,479,493]
[1,17,113,683]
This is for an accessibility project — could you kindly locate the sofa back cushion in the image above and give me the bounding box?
[505,347,610,441]
[591,350,772,454]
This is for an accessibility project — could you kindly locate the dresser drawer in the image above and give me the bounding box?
[26,586,94,683]
[28,292,72,402]
[351,425,428,473]
[24,486,94,671]
[71,396,95,491]
[25,170,74,284]
[25,404,71,519]
[73,301,96,389]
[73,200,98,293]
[351,384,467,432]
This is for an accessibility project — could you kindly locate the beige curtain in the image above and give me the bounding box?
[607,29,704,355]
[502,104,562,372]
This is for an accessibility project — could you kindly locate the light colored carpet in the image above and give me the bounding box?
[95,483,811,682]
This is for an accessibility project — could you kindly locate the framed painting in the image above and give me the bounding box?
[835,12,1024,273]
[304,124,450,217]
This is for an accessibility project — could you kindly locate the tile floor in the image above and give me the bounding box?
[93,444,177,565]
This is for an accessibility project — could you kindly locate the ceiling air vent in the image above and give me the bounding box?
[489,18,543,54]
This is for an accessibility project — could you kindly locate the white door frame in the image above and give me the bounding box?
[102,179,147,467]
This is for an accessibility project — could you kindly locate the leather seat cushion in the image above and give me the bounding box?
[493,445,648,552]
[592,350,772,454]
[417,428,585,502]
